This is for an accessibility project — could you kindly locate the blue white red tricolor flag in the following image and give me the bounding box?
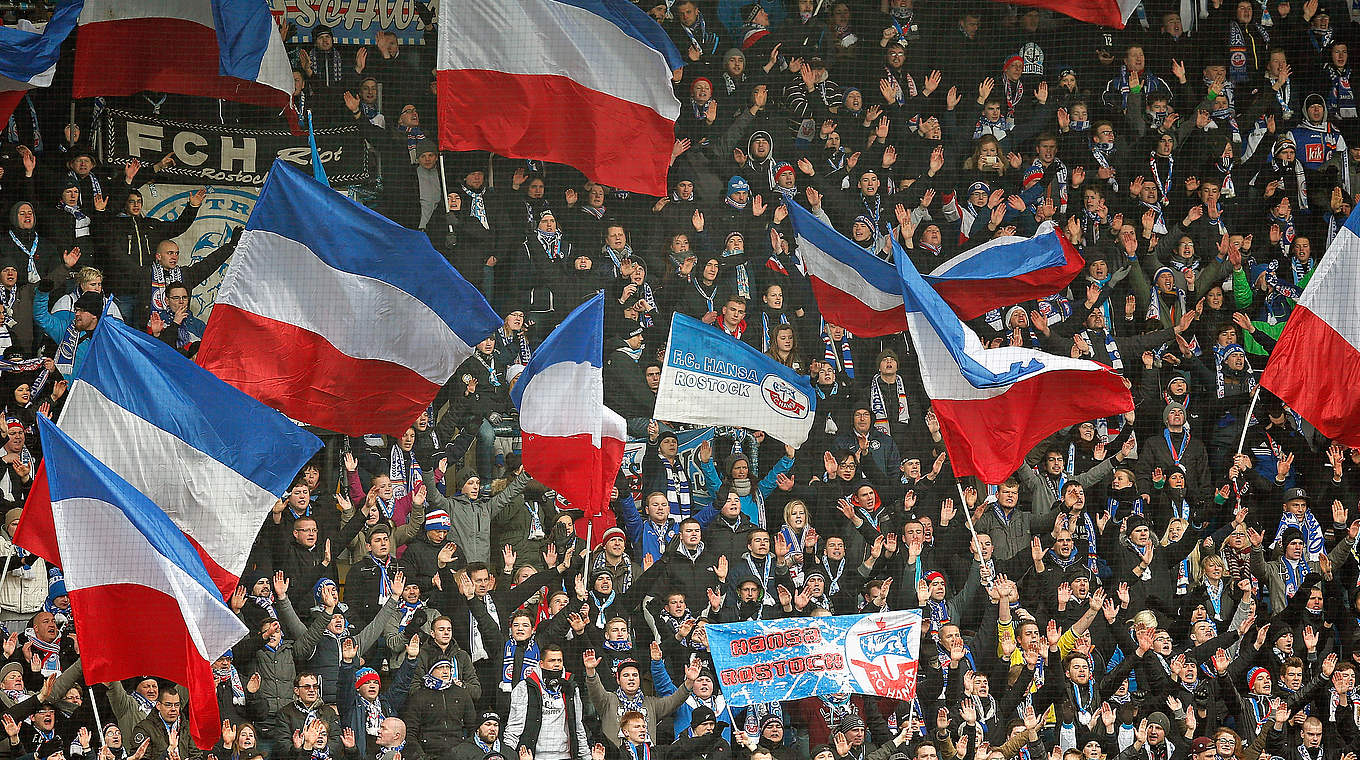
[435,0,684,195]
[18,316,321,598]
[196,162,502,436]
[73,0,294,114]
[786,204,1083,332]
[785,201,1131,482]
[889,234,1133,483]
[1261,205,1360,447]
[924,221,1084,321]
[0,1,82,128]
[786,203,905,338]
[35,416,247,751]
[510,292,626,536]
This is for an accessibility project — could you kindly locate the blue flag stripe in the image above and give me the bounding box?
[511,291,604,410]
[80,317,321,495]
[245,163,502,347]
[39,417,223,601]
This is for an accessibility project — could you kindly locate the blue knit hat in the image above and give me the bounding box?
[727,176,750,196]
[313,576,337,604]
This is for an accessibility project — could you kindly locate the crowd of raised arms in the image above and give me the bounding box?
[4,3,1360,760]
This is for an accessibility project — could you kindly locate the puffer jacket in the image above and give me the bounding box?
[402,679,478,758]
[281,593,400,699]
[0,524,46,615]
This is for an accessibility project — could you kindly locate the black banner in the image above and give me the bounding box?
[100,109,372,187]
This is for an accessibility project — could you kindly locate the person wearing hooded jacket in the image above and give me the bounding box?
[421,464,531,566]
[1288,93,1348,209]
[276,571,402,700]
[399,655,476,759]
[2,201,65,296]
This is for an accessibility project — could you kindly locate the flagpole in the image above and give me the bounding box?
[1236,386,1262,456]
[89,687,105,742]
[955,482,982,557]
[439,154,451,213]
[584,518,593,575]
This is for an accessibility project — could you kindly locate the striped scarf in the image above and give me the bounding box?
[1273,511,1325,561]
[869,374,907,433]
[661,456,691,514]
[822,324,854,377]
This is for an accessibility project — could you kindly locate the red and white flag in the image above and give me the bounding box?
[73,0,293,113]
[994,0,1141,28]
[435,0,684,195]
[1260,209,1360,447]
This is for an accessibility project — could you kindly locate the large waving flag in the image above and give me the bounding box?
[435,0,683,195]
[787,204,1083,334]
[0,1,83,127]
[655,313,817,447]
[17,317,322,598]
[925,222,1084,321]
[73,0,293,113]
[36,417,246,751]
[510,292,626,539]
[196,163,502,436]
[1261,206,1360,446]
[788,205,906,337]
[890,234,1132,482]
[787,202,1129,481]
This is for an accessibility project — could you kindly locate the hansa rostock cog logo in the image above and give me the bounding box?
[761,375,810,419]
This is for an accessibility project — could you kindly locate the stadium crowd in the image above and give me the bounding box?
[4,4,1360,760]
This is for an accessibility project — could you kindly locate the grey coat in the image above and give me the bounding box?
[423,470,531,564]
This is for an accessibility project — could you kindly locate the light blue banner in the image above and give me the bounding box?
[706,610,922,707]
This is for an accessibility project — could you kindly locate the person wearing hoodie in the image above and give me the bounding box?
[2,201,65,298]
[421,462,531,566]
[1288,94,1347,209]
[276,570,403,699]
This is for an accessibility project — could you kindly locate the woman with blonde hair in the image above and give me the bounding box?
[1180,553,1245,631]
[778,499,816,587]
[1161,517,1200,597]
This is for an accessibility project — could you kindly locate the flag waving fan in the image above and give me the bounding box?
[510,292,626,544]
[35,416,246,750]
[786,200,1132,483]
[196,162,502,436]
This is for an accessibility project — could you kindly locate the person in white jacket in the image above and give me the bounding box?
[0,507,46,631]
